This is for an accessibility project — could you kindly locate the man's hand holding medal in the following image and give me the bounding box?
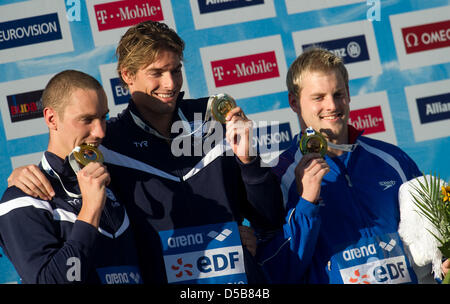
[211,94,255,164]
[295,127,330,204]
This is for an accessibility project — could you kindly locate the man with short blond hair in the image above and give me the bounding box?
[0,70,142,284]
[257,47,449,284]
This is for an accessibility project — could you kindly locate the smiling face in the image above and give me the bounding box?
[289,69,350,145]
[121,50,183,120]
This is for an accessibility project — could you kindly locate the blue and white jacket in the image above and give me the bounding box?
[257,126,422,284]
[0,152,142,284]
[100,94,285,284]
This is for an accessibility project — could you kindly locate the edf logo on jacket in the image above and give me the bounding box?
[159,222,247,284]
[329,233,417,284]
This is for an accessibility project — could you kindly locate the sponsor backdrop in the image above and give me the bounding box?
[0,0,448,283]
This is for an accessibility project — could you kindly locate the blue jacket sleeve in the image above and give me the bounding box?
[257,197,321,283]
[236,155,285,229]
[0,195,98,284]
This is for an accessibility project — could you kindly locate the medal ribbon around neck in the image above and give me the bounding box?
[129,94,235,141]
[298,127,358,155]
[41,153,81,199]
[327,141,358,152]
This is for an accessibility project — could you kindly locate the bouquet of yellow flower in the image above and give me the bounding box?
[398,173,450,284]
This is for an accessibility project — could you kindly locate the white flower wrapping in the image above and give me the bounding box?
[398,175,445,280]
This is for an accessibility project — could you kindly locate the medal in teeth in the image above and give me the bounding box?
[73,143,104,166]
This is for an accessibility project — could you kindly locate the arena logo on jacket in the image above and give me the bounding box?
[96,265,143,284]
[0,0,73,64]
[159,222,247,284]
[390,6,450,70]
[292,20,381,80]
[330,232,417,284]
[189,0,275,29]
[87,0,176,47]
[200,35,287,99]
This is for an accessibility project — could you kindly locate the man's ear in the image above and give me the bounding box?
[288,92,301,116]
[288,92,307,131]
[43,107,58,131]
[120,68,134,87]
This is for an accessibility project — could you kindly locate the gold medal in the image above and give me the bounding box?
[299,127,328,157]
[72,144,104,167]
[210,93,237,124]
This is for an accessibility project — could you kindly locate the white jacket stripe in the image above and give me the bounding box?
[100,141,231,182]
[100,145,181,182]
[358,140,407,183]
[0,196,129,239]
[0,196,52,217]
[279,149,303,208]
[183,139,232,181]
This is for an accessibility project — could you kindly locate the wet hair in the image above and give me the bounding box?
[115,20,185,87]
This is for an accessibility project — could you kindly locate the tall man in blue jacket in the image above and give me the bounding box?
[7,21,284,284]
[257,47,449,284]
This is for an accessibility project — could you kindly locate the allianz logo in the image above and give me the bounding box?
[329,41,361,59]
[167,229,233,248]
